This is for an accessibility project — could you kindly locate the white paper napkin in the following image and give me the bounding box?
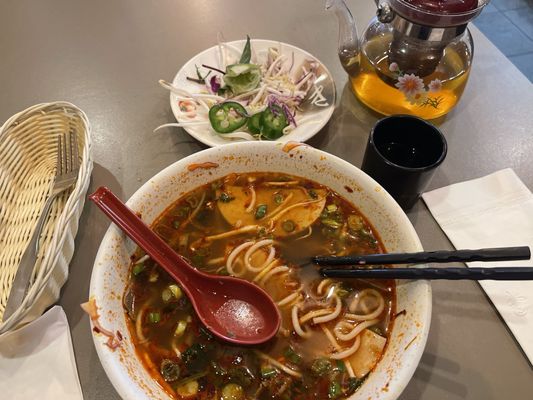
[422,168,533,364]
[0,306,83,399]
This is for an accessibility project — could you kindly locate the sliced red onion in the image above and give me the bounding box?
[210,75,221,93]
[282,104,297,127]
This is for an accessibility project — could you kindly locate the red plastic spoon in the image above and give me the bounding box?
[90,187,281,345]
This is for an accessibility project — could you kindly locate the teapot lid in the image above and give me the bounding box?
[389,0,489,26]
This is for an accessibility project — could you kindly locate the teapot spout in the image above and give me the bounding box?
[326,0,360,75]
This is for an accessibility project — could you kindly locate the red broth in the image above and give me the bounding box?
[124,173,395,399]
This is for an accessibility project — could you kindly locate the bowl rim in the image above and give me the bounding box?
[90,141,432,400]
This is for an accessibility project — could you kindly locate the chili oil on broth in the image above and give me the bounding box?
[123,173,396,400]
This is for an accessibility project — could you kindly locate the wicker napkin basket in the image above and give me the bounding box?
[0,102,92,333]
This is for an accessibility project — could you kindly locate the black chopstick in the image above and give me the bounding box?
[320,266,533,280]
[313,246,531,266]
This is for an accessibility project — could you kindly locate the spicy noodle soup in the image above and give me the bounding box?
[124,173,395,400]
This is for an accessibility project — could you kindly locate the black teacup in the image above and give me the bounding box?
[361,115,447,210]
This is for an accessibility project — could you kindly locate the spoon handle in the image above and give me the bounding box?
[313,246,531,266]
[89,187,194,286]
[320,266,533,280]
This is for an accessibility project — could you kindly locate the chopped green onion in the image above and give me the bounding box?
[311,358,332,377]
[148,312,160,324]
[255,204,267,219]
[347,215,364,231]
[274,193,284,204]
[162,288,173,302]
[160,359,181,382]
[346,377,364,394]
[221,383,244,400]
[219,192,234,203]
[175,320,188,337]
[172,220,180,229]
[335,360,346,373]
[169,284,182,300]
[308,189,318,199]
[326,204,338,212]
[177,380,199,397]
[284,346,302,365]
[132,263,145,276]
[322,218,342,229]
[282,220,295,232]
[260,366,278,379]
[328,381,342,399]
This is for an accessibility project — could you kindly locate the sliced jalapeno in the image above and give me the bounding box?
[261,105,289,140]
[247,112,263,135]
[209,102,248,133]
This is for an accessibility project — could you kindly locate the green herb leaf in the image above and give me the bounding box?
[223,64,261,95]
[148,312,160,324]
[172,220,180,230]
[239,35,252,64]
[255,204,267,219]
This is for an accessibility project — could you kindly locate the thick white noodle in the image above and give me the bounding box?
[321,325,355,378]
[334,319,380,342]
[268,197,324,224]
[202,225,260,243]
[259,266,289,285]
[295,226,313,241]
[254,351,302,378]
[245,185,256,213]
[245,239,275,272]
[134,254,150,265]
[330,335,362,360]
[265,192,294,220]
[253,259,278,283]
[313,295,342,324]
[299,308,333,324]
[316,279,333,296]
[135,303,149,344]
[291,304,312,338]
[277,291,301,307]
[226,241,254,276]
[349,289,385,320]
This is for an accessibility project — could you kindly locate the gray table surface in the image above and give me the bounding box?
[1,0,532,399]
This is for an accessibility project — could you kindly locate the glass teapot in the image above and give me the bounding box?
[327,0,489,119]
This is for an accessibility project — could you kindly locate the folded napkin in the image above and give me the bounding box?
[422,168,533,364]
[0,306,83,399]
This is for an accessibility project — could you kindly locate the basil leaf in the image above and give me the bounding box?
[239,35,252,64]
